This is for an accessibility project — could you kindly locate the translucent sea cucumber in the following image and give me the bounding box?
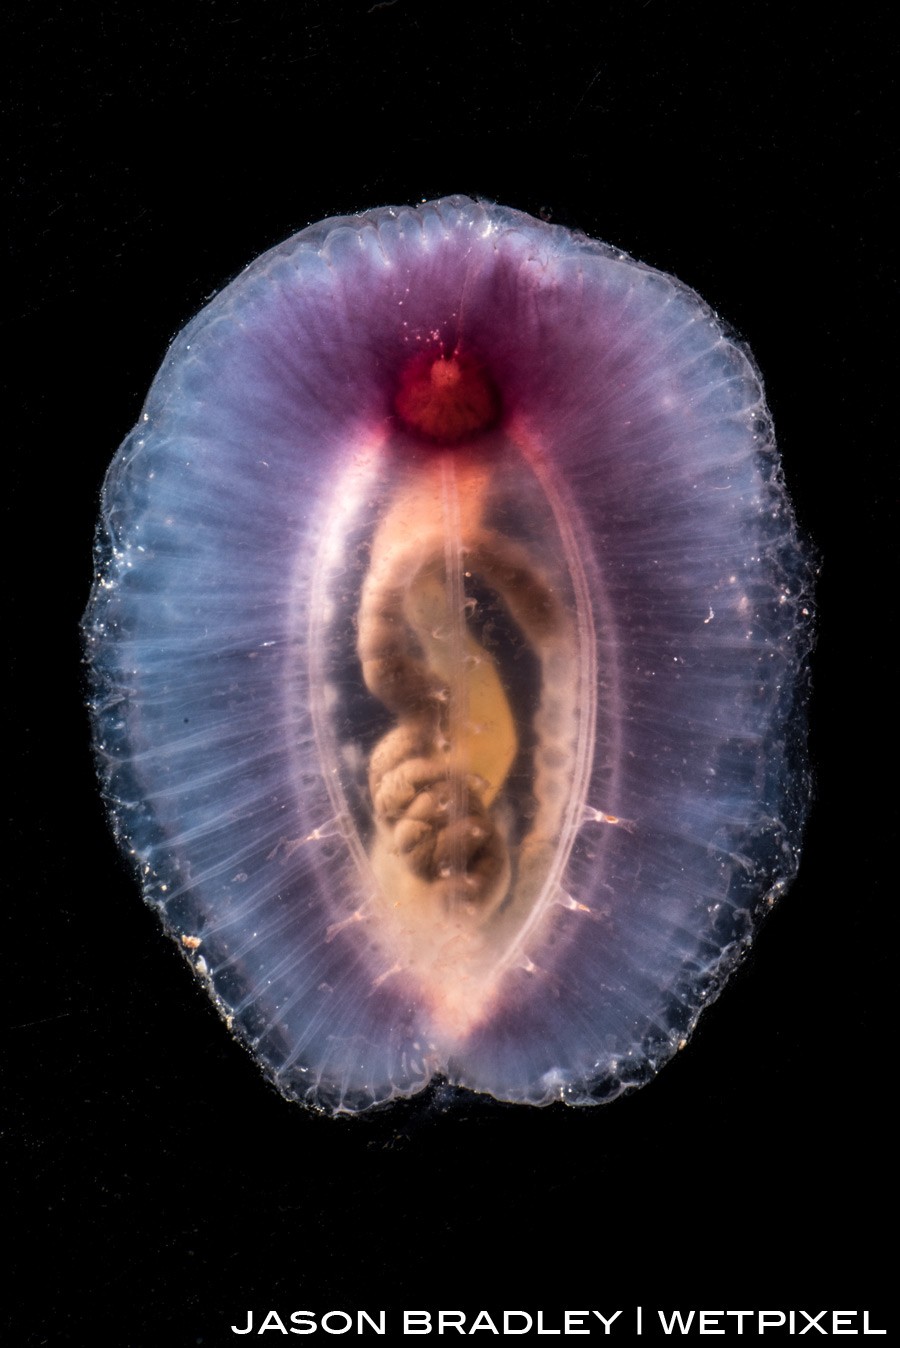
[84,197,814,1112]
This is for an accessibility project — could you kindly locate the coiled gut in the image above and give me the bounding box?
[357,452,578,1040]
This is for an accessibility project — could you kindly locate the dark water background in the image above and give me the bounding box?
[9,3,891,1342]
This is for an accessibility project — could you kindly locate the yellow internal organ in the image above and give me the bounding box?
[404,566,517,808]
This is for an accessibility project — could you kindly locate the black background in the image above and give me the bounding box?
[9,3,892,1344]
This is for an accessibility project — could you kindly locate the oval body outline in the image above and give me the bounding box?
[85,197,815,1112]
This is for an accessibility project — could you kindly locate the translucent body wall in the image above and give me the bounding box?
[85,198,814,1112]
